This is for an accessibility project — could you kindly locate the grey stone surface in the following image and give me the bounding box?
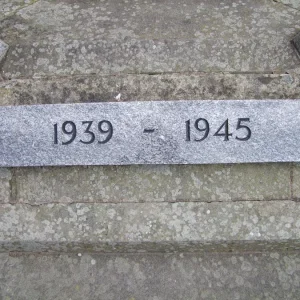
[277,0,300,10]
[0,39,8,64]
[0,168,11,203]
[14,164,291,204]
[291,163,300,199]
[1,201,300,252]
[1,72,300,106]
[291,32,300,58]
[0,1,36,20]
[1,100,300,166]
[1,252,300,299]
[0,0,299,78]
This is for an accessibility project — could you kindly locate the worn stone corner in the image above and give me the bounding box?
[0,40,9,65]
[291,32,300,60]
[273,0,300,11]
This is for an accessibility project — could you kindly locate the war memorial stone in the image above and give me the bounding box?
[1,99,300,166]
[1,0,300,298]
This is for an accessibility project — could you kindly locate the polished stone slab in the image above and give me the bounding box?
[1,100,300,166]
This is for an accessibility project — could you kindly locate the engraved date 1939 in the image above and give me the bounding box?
[53,120,113,145]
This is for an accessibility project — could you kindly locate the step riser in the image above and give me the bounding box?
[0,164,293,204]
[1,201,300,253]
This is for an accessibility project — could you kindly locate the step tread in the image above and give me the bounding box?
[1,252,300,299]
[1,0,299,78]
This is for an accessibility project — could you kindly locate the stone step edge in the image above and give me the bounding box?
[1,201,300,253]
[1,71,299,107]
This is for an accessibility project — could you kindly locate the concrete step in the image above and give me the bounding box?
[1,0,299,79]
[1,200,300,253]
[1,0,300,297]
[1,251,300,299]
[2,163,293,204]
[1,71,300,107]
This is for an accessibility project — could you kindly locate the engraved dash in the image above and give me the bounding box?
[143,128,155,133]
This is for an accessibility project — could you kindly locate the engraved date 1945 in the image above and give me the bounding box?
[185,118,251,142]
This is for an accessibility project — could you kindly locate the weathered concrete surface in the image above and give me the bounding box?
[14,164,291,204]
[0,0,299,78]
[291,163,300,199]
[277,0,300,10]
[1,201,300,252]
[0,1,37,20]
[1,252,300,299]
[292,31,300,59]
[0,72,300,106]
[0,168,11,203]
[0,39,8,65]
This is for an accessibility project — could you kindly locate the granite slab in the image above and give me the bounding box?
[0,100,300,166]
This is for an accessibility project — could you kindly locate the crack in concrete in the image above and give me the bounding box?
[0,0,40,22]
[1,198,296,207]
[272,0,300,13]
[9,168,17,204]
[0,70,291,82]
[0,40,9,71]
